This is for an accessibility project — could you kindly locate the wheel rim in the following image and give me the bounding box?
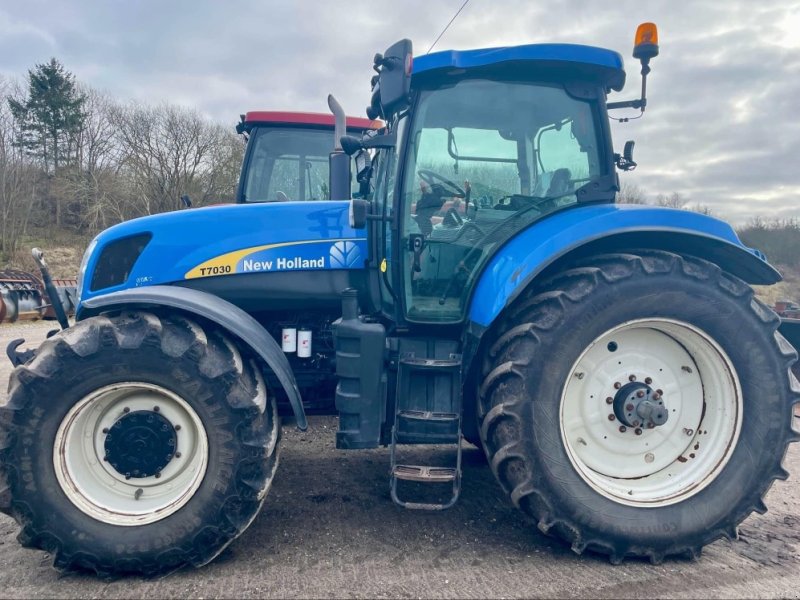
[54,382,209,526]
[560,319,742,507]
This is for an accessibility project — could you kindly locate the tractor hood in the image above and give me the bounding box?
[77,201,367,307]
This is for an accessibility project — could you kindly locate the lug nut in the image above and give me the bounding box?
[632,420,640,427]
[636,390,645,398]
[647,422,655,429]
[606,397,614,404]
[619,425,627,433]
[645,377,652,385]
[656,389,663,395]
[626,403,634,411]
[608,414,616,421]
[635,428,642,435]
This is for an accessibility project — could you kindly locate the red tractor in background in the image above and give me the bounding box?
[235,105,379,204]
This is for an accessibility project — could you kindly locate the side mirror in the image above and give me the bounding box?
[349,199,369,229]
[369,39,413,120]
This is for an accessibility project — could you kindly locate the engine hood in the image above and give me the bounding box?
[78,201,367,305]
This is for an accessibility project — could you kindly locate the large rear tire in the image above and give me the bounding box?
[0,311,280,575]
[479,251,800,563]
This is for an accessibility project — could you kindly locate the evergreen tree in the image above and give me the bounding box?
[8,58,86,171]
[7,58,86,224]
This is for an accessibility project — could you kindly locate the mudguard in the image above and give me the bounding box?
[468,204,781,328]
[78,285,307,430]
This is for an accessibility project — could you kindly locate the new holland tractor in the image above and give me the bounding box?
[1,24,798,576]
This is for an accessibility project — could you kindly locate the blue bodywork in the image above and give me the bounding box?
[467,204,778,327]
[77,201,366,310]
[414,43,626,91]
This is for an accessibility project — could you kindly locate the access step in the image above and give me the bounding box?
[392,464,457,483]
[398,356,461,372]
[396,410,459,444]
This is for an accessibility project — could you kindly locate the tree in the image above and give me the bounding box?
[655,192,687,209]
[0,77,38,258]
[7,58,86,226]
[617,182,646,204]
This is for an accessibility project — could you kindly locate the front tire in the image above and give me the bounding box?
[479,251,800,562]
[0,311,280,575]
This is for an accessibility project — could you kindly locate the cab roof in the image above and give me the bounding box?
[412,43,626,92]
[243,111,380,130]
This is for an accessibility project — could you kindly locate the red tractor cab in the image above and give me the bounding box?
[236,111,380,203]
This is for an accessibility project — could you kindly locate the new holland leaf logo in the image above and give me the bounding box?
[329,241,361,268]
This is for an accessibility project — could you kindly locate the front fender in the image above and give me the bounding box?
[78,285,307,430]
[468,204,780,328]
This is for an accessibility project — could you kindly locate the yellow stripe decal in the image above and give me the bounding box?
[184,239,362,279]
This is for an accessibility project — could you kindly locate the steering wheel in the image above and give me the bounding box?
[418,169,465,198]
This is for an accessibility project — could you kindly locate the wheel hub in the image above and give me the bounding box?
[104,410,177,478]
[613,381,669,429]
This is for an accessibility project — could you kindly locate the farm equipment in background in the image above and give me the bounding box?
[0,267,77,324]
[1,23,798,577]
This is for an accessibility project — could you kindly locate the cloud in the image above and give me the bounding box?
[0,0,797,224]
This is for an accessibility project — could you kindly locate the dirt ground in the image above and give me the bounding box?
[1,320,799,599]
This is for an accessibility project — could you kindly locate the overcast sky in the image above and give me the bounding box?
[1,0,798,224]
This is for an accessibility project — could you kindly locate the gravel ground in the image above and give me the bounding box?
[1,320,799,599]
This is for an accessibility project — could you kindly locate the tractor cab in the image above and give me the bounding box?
[343,40,627,324]
[236,111,378,203]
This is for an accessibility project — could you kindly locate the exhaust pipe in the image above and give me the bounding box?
[327,94,351,200]
[328,94,345,151]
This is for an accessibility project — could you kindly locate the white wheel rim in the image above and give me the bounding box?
[54,382,209,526]
[560,319,742,507]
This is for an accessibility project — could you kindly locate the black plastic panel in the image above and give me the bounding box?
[90,233,152,292]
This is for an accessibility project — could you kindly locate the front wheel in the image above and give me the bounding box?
[0,311,280,575]
[479,251,800,563]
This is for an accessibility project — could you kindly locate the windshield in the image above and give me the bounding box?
[400,78,604,322]
[241,127,363,202]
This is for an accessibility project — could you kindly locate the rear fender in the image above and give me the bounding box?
[467,205,780,328]
[78,285,307,430]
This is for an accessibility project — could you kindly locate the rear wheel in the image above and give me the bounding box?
[479,251,800,562]
[0,311,280,575]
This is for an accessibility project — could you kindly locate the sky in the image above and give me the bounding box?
[0,0,798,224]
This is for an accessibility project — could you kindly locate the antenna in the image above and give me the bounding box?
[426,0,471,54]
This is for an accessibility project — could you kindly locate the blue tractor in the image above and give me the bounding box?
[1,24,797,575]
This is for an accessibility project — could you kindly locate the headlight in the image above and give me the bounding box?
[76,238,98,303]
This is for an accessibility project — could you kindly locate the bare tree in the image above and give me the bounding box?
[112,103,222,216]
[0,77,38,257]
[617,182,647,204]
[655,192,687,209]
